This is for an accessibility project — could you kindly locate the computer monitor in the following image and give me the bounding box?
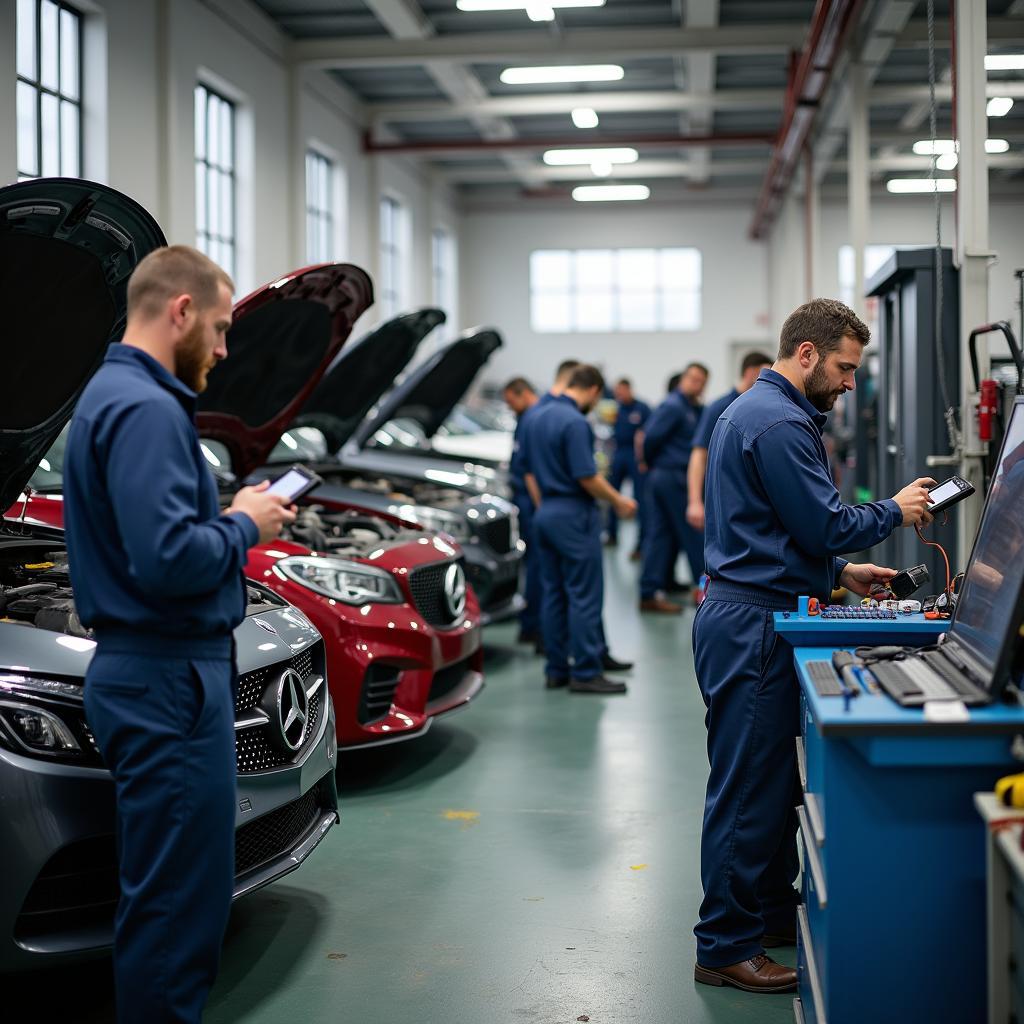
[946,397,1024,695]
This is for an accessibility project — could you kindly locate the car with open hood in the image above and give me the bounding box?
[0,179,339,973]
[195,265,485,749]
[274,310,524,623]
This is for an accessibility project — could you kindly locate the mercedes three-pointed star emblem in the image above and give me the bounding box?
[275,668,309,752]
[443,562,467,621]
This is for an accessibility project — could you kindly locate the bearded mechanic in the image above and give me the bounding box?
[63,246,295,1023]
[691,299,935,994]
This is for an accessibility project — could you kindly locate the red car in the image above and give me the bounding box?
[17,264,485,749]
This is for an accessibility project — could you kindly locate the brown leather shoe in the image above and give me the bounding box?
[694,954,797,993]
[639,597,683,615]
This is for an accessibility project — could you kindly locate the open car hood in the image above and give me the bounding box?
[351,327,504,448]
[0,178,167,511]
[293,308,447,455]
[196,263,373,478]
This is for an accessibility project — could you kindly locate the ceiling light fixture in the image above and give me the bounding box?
[886,178,957,194]
[912,139,1009,155]
[987,97,1014,118]
[985,54,1024,71]
[457,0,605,10]
[500,64,624,85]
[986,138,1010,153]
[573,185,650,202]
[590,160,613,177]
[572,107,600,129]
[544,147,638,165]
[525,1,555,21]
[935,153,958,171]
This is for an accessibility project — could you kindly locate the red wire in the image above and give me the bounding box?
[915,520,952,600]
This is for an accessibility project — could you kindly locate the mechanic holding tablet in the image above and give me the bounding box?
[691,299,936,995]
[64,246,295,1024]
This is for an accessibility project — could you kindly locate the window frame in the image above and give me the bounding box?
[16,0,84,181]
[194,81,237,278]
[379,194,406,320]
[529,247,702,334]
[305,148,335,265]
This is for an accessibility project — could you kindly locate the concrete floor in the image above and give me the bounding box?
[15,529,796,1023]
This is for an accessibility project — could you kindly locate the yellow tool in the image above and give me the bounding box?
[995,772,1024,808]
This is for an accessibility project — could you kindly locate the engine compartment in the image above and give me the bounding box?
[282,505,422,556]
[0,533,285,637]
[341,476,468,510]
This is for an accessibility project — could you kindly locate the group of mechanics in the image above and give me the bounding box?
[501,298,937,996]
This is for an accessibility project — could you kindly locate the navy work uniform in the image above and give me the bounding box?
[509,401,541,636]
[527,394,605,682]
[692,387,739,456]
[64,345,259,1023]
[606,398,650,543]
[693,369,902,967]
[638,389,705,598]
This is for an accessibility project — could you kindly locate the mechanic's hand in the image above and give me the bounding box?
[839,562,898,598]
[892,477,936,527]
[615,495,638,520]
[686,500,705,530]
[228,480,296,544]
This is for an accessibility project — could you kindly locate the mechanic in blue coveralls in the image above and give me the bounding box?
[502,376,541,648]
[63,246,295,1023]
[637,362,709,614]
[605,377,651,553]
[685,351,774,532]
[692,299,934,995]
[525,364,637,694]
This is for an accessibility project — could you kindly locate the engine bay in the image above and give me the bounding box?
[282,505,422,556]
[341,475,467,510]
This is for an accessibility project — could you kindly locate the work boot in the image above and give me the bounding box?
[569,676,628,694]
[601,652,633,673]
[694,954,797,993]
[639,596,683,615]
[545,676,569,690]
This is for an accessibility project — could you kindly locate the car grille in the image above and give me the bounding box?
[358,663,403,724]
[15,785,331,941]
[409,559,462,629]
[236,647,314,713]
[476,515,513,554]
[466,556,520,612]
[234,786,323,877]
[235,685,322,773]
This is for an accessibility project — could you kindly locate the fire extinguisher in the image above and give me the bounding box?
[969,321,1024,482]
[978,377,998,442]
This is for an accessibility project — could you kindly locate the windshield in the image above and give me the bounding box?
[29,425,69,491]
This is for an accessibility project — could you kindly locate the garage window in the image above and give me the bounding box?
[195,83,236,277]
[305,149,334,264]
[432,227,457,327]
[16,0,82,181]
[379,195,407,319]
[530,247,701,333]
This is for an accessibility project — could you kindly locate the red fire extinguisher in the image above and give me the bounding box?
[978,377,998,442]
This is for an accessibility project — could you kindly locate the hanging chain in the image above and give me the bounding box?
[927,0,960,451]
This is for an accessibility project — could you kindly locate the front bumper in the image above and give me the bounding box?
[0,699,339,973]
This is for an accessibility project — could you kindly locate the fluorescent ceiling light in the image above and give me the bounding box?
[500,64,624,85]
[591,160,613,177]
[985,54,1024,71]
[573,185,650,202]
[987,97,1014,118]
[912,138,1009,155]
[886,178,957,194]
[526,1,554,21]
[935,153,958,171]
[572,107,600,129]
[544,147,638,165]
[457,0,605,9]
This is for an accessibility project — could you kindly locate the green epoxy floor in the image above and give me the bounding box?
[17,533,796,1023]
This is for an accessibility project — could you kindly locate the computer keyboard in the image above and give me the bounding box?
[869,659,957,702]
[819,607,897,620]
[806,660,845,696]
[919,651,983,698]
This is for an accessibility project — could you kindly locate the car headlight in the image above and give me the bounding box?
[0,701,80,752]
[396,505,471,541]
[276,556,403,605]
[0,676,103,766]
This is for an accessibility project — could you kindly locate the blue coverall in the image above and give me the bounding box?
[606,399,650,543]
[693,368,902,967]
[526,394,605,682]
[64,345,259,1023]
[692,387,739,455]
[638,390,705,598]
[509,402,541,635]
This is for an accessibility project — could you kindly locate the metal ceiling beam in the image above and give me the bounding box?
[680,0,720,185]
[897,16,1024,45]
[291,23,807,68]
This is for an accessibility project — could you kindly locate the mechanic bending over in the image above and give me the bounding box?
[63,246,295,1024]
[691,299,935,995]
[686,350,774,531]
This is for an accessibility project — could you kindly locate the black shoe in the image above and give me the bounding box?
[517,629,540,645]
[545,676,569,689]
[570,675,628,694]
[601,653,634,673]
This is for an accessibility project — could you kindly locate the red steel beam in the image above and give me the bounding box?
[749,0,866,240]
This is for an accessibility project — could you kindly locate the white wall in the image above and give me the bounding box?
[460,201,773,405]
[2,0,460,337]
